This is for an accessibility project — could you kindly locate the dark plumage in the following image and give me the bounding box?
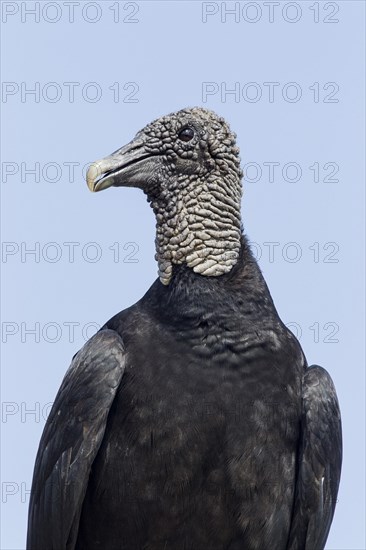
[27,108,342,550]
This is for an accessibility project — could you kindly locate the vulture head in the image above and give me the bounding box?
[86,107,243,285]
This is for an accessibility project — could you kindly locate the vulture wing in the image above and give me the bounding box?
[287,365,342,550]
[27,329,126,550]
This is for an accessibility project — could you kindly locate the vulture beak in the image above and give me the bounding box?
[86,138,151,192]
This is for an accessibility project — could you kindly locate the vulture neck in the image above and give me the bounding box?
[148,171,243,286]
[142,235,279,332]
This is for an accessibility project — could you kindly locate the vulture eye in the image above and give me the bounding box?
[178,127,195,142]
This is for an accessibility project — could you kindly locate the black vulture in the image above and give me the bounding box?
[27,107,342,550]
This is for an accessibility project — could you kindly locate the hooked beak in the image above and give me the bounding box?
[86,138,152,192]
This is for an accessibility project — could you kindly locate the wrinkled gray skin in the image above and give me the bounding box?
[27,108,342,550]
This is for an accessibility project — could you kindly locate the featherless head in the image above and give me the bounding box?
[87,107,243,284]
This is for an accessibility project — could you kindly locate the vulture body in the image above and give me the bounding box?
[27,108,342,550]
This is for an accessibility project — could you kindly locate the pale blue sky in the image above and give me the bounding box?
[1,1,365,548]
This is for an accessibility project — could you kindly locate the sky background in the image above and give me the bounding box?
[1,1,365,548]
